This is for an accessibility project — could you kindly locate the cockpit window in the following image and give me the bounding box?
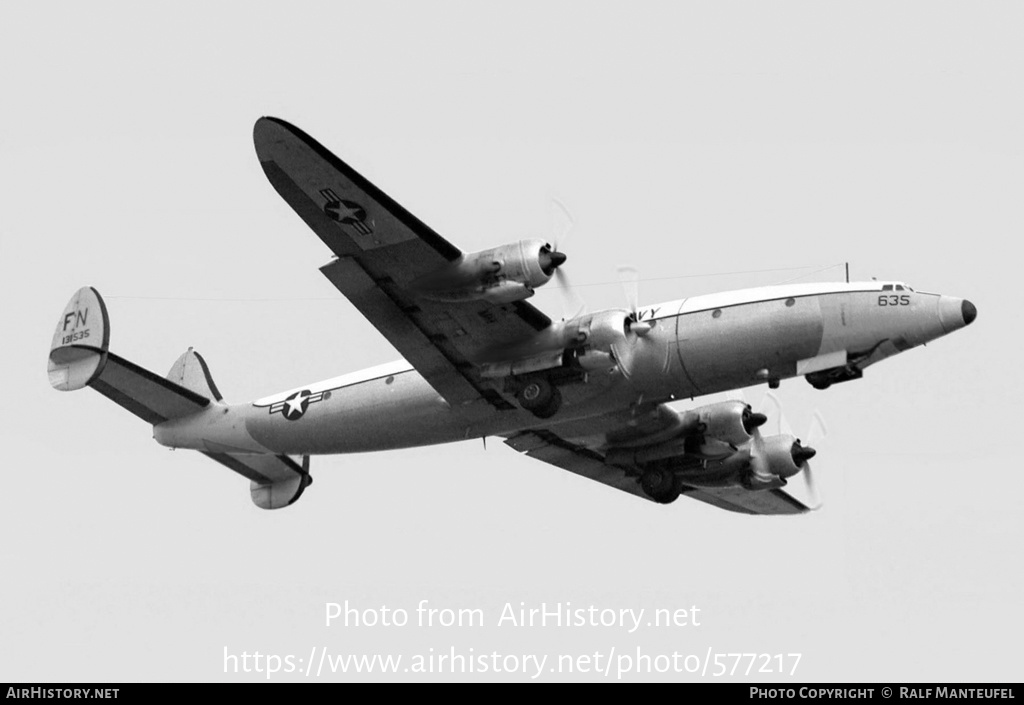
[882,284,893,291]
[895,285,904,291]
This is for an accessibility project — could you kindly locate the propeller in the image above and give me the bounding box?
[548,197,574,253]
[800,411,828,508]
[545,198,585,320]
[761,392,827,510]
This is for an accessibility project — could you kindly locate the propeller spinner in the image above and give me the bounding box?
[617,265,652,336]
[539,243,567,276]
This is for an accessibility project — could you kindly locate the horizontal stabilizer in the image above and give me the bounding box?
[49,287,314,509]
[93,354,210,424]
[203,452,313,509]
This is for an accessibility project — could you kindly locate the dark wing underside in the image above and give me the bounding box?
[253,117,551,418]
[504,405,812,516]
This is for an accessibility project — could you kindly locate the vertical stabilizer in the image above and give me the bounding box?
[48,287,110,391]
[167,348,224,402]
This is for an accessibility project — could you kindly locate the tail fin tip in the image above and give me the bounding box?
[167,349,224,402]
[48,286,110,391]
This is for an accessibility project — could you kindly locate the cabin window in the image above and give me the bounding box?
[785,298,795,307]
[712,309,722,319]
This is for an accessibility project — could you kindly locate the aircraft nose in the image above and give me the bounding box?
[938,296,975,333]
[962,299,977,326]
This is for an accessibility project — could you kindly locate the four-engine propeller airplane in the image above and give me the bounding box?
[48,117,977,514]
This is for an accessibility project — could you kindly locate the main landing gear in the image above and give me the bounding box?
[516,376,562,419]
[639,467,682,504]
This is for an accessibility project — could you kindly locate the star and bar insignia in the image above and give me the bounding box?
[269,389,325,421]
[319,188,373,235]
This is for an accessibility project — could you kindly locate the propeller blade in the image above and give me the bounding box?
[802,463,822,510]
[617,265,640,319]
[554,267,586,320]
[725,388,750,404]
[547,197,574,252]
[801,410,827,509]
[805,410,828,447]
[759,392,793,437]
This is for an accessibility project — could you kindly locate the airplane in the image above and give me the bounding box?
[47,117,977,515]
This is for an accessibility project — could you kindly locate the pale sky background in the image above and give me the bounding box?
[1,1,1020,682]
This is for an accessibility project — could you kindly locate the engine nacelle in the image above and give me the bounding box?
[690,400,767,457]
[605,400,767,467]
[743,434,814,490]
[657,433,814,491]
[671,447,753,488]
[409,238,565,303]
[572,309,629,351]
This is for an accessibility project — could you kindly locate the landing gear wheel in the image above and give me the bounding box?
[640,468,681,504]
[530,387,562,419]
[807,376,832,390]
[517,377,561,418]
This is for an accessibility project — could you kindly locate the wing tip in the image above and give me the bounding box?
[253,115,310,149]
[254,116,313,163]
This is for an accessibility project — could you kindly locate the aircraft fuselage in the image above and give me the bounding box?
[152,280,974,455]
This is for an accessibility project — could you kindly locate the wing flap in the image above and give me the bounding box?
[505,430,649,501]
[320,257,508,412]
[678,486,811,515]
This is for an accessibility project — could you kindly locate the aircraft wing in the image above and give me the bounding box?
[503,407,813,516]
[253,117,551,417]
[504,429,650,500]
